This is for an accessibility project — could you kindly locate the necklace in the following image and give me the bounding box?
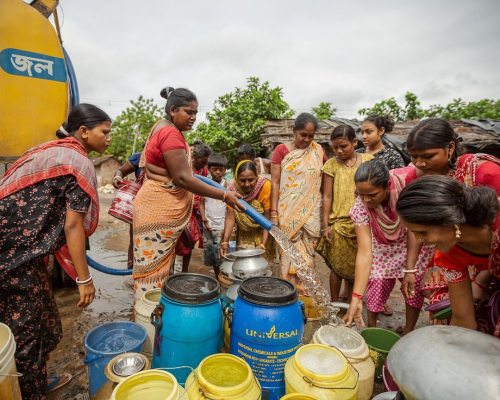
[340,153,358,168]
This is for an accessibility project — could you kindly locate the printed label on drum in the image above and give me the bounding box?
[236,340,300,383]
[245,325,299,340]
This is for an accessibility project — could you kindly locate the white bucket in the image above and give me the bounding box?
[0,323,22,400]
[134,288,161,358]
[313,325,375,400]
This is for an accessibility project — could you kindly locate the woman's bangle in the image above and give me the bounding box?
[222,191,228,202]
[352,291,364,300]
[220,242,229,247]
[403,269,418,274]
[76,274,93,285]
[270,208,278,212]
[320,227,328,232]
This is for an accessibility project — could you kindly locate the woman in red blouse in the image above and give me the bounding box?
[397,175,499,335]
[132,87,241,302]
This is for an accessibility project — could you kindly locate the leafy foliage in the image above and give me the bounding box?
[359,92,500,121]
[311,102,337,120]
[106,96,163,161]
[188,77,294,163]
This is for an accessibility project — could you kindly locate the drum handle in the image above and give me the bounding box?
[301,345,360,390]
[224,306,234,327]
[192,366,263,400]
[153,366,196,397]
[300,301,307,325]
[151,303,164,355]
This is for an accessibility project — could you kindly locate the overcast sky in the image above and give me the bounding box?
[57,0,500,121]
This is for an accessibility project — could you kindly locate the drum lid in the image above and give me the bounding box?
[238,277,297,306]
[162,273,220,304]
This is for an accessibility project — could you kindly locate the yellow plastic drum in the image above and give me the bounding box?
[313,325,375,400]
[280,394,317,400]
[185,353,261,399]
[111,369,187,400]
[284,344,358,400]
[0,323,22,400]
[0,0,69,158]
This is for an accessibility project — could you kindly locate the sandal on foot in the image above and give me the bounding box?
[382,304,394,316]
[47,372,72,392]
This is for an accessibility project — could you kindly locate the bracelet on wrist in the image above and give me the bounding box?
[220,242,229,246]
[76,274,93,285]
[403,269,418,274]
[222,191,228,202]
[351,291,363,300]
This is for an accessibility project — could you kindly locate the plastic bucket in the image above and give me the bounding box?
[0,323,22,400]
[134,288,161,358]
[280,394,317,400]
[111,369,185,400]
[185,353,261,399]
[312,325,374,400]
[359,328,400,379]
[84,321,147,397]
[284,344,358,400]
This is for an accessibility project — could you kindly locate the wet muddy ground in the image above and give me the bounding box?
[47,192,429,399]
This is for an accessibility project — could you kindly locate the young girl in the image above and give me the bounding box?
[358,115,405,169]
[318,125,373,301]
[345,160,434,333]
[396,176,499,335]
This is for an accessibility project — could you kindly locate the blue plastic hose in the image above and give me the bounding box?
[86,255,132,276]
[195,174,273,231]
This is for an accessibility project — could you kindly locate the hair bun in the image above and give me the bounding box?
[380,115,394,133]
[55,123,70,139]
[160,87,175,99]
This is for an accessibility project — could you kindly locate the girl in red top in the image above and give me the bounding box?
[397,176,499,336]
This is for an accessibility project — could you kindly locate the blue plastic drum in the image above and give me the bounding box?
[151,273,223,385]
[230,277,305,400]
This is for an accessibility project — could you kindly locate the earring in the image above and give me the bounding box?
[454,224,461,239]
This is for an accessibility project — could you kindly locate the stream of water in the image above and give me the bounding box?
[269,226,343,325]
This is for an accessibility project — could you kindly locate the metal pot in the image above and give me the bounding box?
[231,248,268,279]
[387,325,500,400]
[220,253,237,277]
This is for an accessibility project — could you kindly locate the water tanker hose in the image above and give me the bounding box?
[86,255,132,276]
[195,174,273,231]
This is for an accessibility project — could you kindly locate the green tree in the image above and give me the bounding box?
[311,102,337,120]
[358,96,405,121]
[359,92,500,121]
[424,98,500,120]
[189,77,294,162]
[106,96,163,161]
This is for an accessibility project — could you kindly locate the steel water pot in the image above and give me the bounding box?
[220,253,237,277]
[231,248,268,279]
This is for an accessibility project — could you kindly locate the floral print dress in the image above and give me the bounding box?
[0,175,90,400]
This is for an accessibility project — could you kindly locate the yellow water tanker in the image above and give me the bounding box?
[0,0,69,158]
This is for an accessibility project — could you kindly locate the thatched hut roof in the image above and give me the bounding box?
[261,118,500,158]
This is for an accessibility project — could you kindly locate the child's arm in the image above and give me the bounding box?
[220,209,235,257]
